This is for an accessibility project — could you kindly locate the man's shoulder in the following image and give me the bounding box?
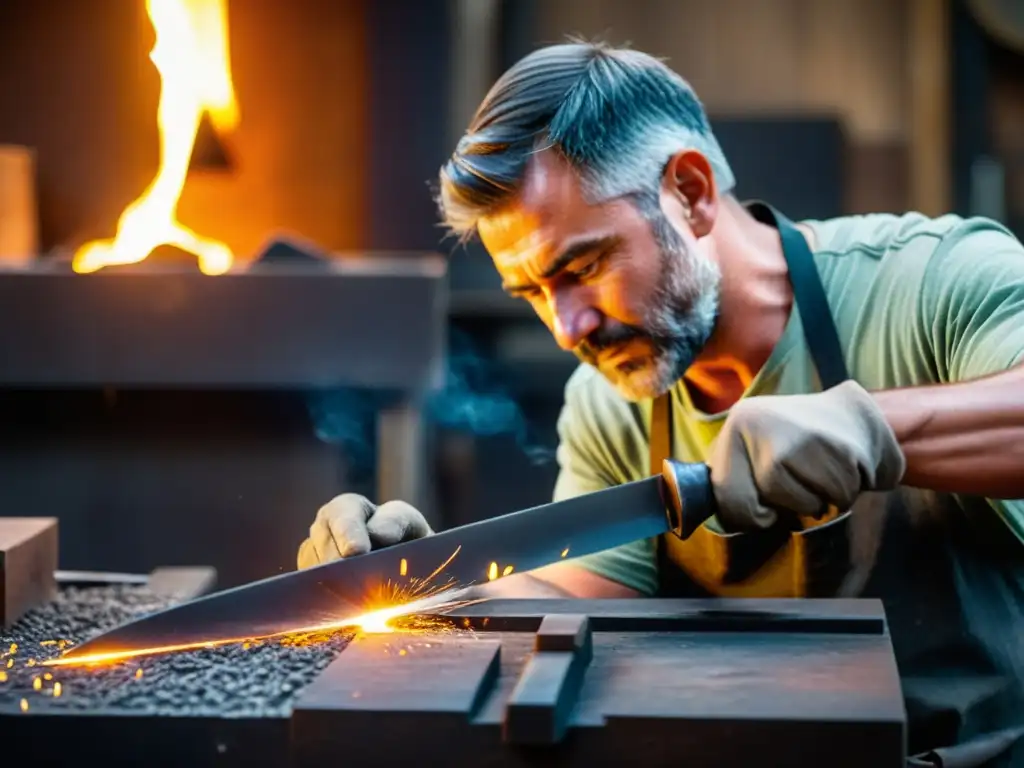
[806,210,1016,262]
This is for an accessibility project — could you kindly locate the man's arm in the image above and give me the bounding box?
[873,219,1024,499]
[874,364,1024,498]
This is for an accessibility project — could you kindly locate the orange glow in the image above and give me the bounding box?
[45,546,477,670]
[71,0,238,275]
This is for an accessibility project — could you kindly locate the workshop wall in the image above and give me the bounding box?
[534,0,912,214]
[0,0,369,259]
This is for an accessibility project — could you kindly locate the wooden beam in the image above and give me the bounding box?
[908,0,953,215]
[0,517,57,627]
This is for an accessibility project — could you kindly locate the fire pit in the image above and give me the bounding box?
[0,0,448,586]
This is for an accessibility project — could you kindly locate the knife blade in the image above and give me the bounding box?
[57,459,716,661]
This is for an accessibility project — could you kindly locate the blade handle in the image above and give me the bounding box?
[661,459,718,540]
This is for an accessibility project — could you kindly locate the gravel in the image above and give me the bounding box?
[0,584,352,717]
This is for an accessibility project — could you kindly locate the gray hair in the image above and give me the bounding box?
[437,40,736,241]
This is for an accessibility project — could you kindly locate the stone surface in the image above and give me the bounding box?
[0,583,351,717]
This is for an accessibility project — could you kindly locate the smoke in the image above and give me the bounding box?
[306,328,554,479]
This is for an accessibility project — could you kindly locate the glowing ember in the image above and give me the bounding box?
[19,698,28,712]
[399,558,408,577]
[72,0,238,275]
[52,682,62,698]
[562,547,570,557]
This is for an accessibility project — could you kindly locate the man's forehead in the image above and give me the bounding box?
[478,151,590,266]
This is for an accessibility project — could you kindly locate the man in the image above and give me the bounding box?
[298,42,1024,763]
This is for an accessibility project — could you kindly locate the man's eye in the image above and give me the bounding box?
[575,259,601,279]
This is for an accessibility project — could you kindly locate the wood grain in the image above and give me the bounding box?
[0,517,57,627]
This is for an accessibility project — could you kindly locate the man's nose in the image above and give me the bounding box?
[549,289,601,351]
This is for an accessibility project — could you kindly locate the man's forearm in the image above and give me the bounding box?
[872,363,1024,498]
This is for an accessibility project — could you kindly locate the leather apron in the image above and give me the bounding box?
[649,202,1024,767]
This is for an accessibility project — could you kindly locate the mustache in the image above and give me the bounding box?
[576,323,646,357]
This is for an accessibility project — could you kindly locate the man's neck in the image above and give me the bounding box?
[684,198,795,412]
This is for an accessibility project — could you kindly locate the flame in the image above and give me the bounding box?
[72,0,238,275]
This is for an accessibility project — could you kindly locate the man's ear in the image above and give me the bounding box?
[661,150,718,237]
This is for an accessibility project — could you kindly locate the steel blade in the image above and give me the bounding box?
[59,475,671,661]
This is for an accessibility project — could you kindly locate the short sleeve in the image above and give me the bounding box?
[919,219,1024,382]
[551,369,659,595]
[918,219,1024,543]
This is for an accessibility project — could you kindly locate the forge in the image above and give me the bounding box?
[0,0,448,586]
[0,246,447,586]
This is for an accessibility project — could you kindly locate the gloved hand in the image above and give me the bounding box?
[707,379,906,532]
[296,494,433,569]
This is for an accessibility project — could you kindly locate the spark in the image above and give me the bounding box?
[45,546,478,669]
[561,548,570,557]
[399,558,407,577]
[0,671,6,682]
[32,677,41,691]
[19,698,28,712]
[135,668,144,679]
[502,565,514,577]
[53,682,62,698]
[45,584,470,668]
[488,562,498,581]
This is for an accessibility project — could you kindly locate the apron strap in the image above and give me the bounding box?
[649,202,849,487]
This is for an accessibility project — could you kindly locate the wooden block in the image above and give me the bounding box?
[535,613,591,653]
[0,517,58,627]
[503,622,592,747]
[147,566,217,601]
[0,145,38,265]
[292,633,501,766]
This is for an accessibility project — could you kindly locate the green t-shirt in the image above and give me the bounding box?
[554,211,1024,596]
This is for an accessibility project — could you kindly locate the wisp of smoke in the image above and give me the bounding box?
[305,328,554,476]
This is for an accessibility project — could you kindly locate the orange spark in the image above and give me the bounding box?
[487,562,498,581]
[399,558,407,577]
[561,547,570,557]
[53,682,62,698]
[44,587,467,669]
[502,565,514,577]
[72,0,237,275]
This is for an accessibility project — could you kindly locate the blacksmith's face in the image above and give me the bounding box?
[477,150,721,401]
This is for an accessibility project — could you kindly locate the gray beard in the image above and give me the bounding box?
[574,203,721,401]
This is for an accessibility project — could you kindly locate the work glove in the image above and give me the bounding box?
[296,494,433,569]
[707,379,906,532]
